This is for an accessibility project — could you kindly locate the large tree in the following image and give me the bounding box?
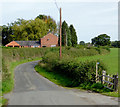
[2,25,13,46]
[69,25,77,47]
[36,15,57,34]
[2,18,49,45]
[91,34,111,46]
[62,21,72,46]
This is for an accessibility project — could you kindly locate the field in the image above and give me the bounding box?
[77,48,118,75]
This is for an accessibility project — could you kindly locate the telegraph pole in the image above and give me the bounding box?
[59,8,62,59]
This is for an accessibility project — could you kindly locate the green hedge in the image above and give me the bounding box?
[40,52,107,87]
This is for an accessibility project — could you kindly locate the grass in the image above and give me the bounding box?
[35,65,118,97]
[2,57,42,94]
[1,57,42,106]
[102,92,119,97]
[35,65,73,87]
[77,48,118,75]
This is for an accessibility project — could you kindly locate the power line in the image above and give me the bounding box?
[54,0,60,11]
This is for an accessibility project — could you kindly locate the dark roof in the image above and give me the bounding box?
[15,41,40,46]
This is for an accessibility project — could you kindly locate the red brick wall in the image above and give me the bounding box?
[40,33,58,47]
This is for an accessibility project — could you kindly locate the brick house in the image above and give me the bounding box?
[5,33,58,48]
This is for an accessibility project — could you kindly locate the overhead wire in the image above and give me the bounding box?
[54,0,60,12]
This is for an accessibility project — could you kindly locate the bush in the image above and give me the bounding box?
[91,83,104,89]
[41,52,107,87]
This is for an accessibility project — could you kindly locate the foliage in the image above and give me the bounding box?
[36,14,57,34]
[2,47,52,94]
[79,41,85,45]
[2,18,48,45]
[36,63,118,96]
[41,52,107,86]
[35,65,73,87]
[111,41,120,48]
[62,21,72,46]
[2,47,110,95]
[92,34,111,46]
[37,54,111,93]
[2,15,57,46]
[69,25,77,47]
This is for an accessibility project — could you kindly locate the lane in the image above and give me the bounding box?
[4,61,118,105]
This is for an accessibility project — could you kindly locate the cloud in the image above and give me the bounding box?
[1,0,119,3]
[90,7,118,16]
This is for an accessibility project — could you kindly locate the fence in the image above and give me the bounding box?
[98,70,118,91]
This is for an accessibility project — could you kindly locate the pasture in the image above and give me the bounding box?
[78,48,118,75]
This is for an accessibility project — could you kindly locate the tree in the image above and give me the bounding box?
[91,34,110,46]
[111,41,120,48]
[79,41,85,45]
[62,21,72,46]
[2,25,13,46]
[69,25,77,47]
[36,15,57,34]
[2,18,49,45]
[67,28,72,46]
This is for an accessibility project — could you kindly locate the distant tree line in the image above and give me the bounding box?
[111,41,120,48]
[78,34,120,48]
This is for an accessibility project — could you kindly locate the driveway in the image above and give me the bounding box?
[4,61,118,105]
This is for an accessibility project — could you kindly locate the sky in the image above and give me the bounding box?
[0,0,119,43]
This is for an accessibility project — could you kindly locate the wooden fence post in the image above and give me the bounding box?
[102,70,106,84]
[108,74,110,82]
[96,62,98,82]
[113,75,118,91]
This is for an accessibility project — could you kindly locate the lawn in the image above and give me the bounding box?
[77,48,118,75]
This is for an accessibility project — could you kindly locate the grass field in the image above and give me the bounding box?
[77,48,118,75]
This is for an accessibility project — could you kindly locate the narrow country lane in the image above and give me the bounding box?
[4,61,118,105]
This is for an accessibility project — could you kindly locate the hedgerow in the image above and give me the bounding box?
[40,52,107,87]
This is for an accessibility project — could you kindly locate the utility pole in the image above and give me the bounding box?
[59,8,62,59]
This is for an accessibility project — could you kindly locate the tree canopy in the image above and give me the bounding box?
[62,21,72,46]
[2,15,58,45]
[79,41,85,45]
[36,15,57,34]
[111,41,120,48]
[69,25,77,47]
[91,34,110,46]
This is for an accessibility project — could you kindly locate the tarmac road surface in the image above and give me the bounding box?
[4,61,118,105]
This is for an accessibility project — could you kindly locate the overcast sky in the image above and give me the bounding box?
[0,0,118,43]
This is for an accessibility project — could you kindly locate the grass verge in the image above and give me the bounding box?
[2,57,42,106]
[35,65,73,87]
[35,65,118,97]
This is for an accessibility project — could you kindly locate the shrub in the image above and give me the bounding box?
[41,52,107,87]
